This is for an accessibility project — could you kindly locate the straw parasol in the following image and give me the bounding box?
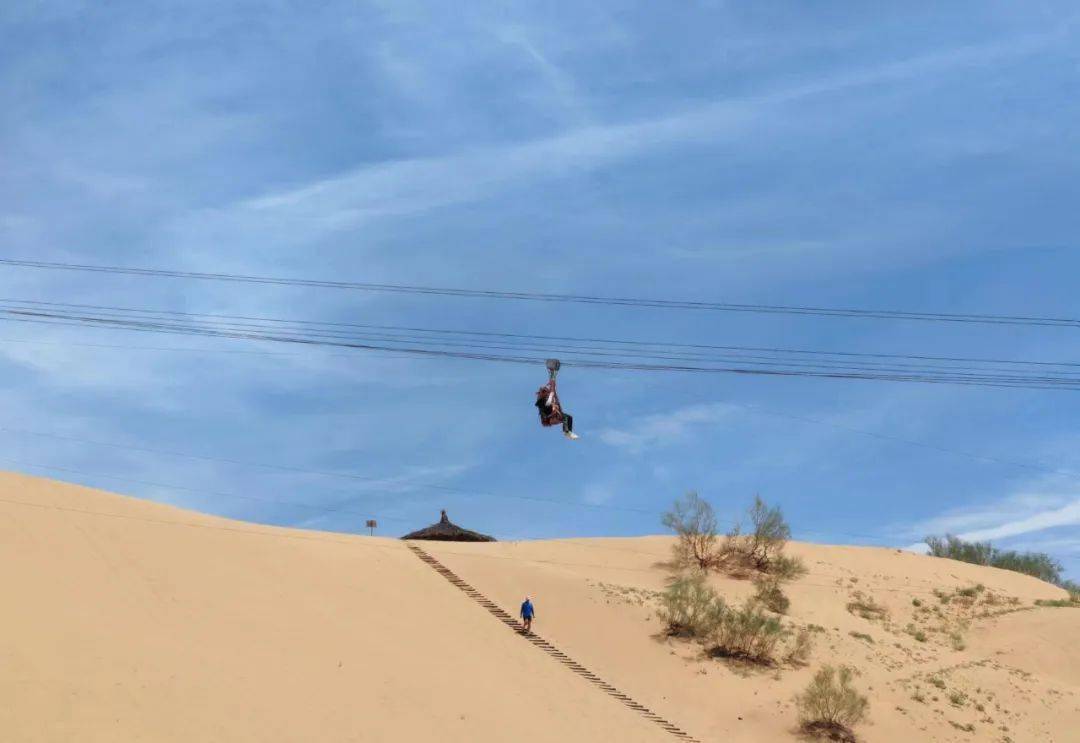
[401,510,496,542]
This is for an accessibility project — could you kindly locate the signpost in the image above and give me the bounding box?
[365,519,377,536]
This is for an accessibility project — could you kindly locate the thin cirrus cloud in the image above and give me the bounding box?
[213,26,1065,244]
[598,403,737,454]
[903,488,1080,551]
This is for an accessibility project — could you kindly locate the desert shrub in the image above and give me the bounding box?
[708,599,785,663]
[956,584,984,598]
[992,549,1062,584]
[771,553,808,580]
[949,631,966,651]
[848,631,873,643]
[753,575,790,614]
[926,534,994,564]
[912,598,922,607]
[846,592,888,621]
[924,534,1063,585]
[785,627,815,666]
[658,574,724,637]
[928,676,946,689]
[905,624,927,642]
[662,492,719,569]
[1034,598,1079,608]
[797,665,869,741]
[747,495,791,569]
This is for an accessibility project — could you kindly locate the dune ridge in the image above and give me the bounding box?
[1,471,1077,742]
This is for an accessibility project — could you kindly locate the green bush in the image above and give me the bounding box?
[785,627,815,666]
[658,574,724,637]
[753,575,790,614]
[771,553,808,580]
[925,534,994,565]
[747,495,791,569]
[905,624,928,642]
[846,592,888,621]
[797,665,869,740]
[924,534,1063,585]
[663,492,720,569]
[708,599,785,663]
[992,550,1062,584]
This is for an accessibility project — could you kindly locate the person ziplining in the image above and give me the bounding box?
[535,359,578,440]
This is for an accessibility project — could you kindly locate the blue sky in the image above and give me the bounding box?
[2,1,1079,578]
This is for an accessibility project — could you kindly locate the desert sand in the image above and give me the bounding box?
[1,471,1077,742]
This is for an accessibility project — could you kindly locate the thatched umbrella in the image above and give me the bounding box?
[401,510,496,542]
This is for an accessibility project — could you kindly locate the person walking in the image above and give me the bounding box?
[520,596,535,633]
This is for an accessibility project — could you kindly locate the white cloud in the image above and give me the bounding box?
[598,402,736,454]
[190,27,1065,249]
[902,486,1080,549]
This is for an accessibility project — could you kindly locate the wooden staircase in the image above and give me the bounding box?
[405,542,701,742]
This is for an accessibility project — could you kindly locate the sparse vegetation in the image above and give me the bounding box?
[848,631,873,643]
[925,534,1064,585]
[753,575,790,614]
[663,492,720,569]
[797,665,869,742]
[707,599,785,664]
[785,627,815,666]
[772,553,808,580]
[1034,597,1080,608]
[658,574,723,638]
[745,495,791,570]
[846,591,888,621]
[905,624,928,643]
[664,492,806,589]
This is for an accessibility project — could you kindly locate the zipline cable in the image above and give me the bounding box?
[2,302,1079,390]
[3,257,1080,328]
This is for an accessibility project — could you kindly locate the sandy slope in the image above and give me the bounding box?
[0,473,668,743]
[424,539,1079,742]
[2,471,1077,742]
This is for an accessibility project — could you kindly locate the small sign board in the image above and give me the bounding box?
[365,519,377,536]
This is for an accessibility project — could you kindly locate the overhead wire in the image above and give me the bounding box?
[4,256,1080,328]
[8,297,1080,376]
[1,298,1079,390]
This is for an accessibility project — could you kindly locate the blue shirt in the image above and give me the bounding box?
[520,600,534,619]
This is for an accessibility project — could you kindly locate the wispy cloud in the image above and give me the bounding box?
[902,484,1080,550]
[200,27,1065,247]
[598,402,736,454]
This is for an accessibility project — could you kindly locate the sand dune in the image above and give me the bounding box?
[1,472,1076,742]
